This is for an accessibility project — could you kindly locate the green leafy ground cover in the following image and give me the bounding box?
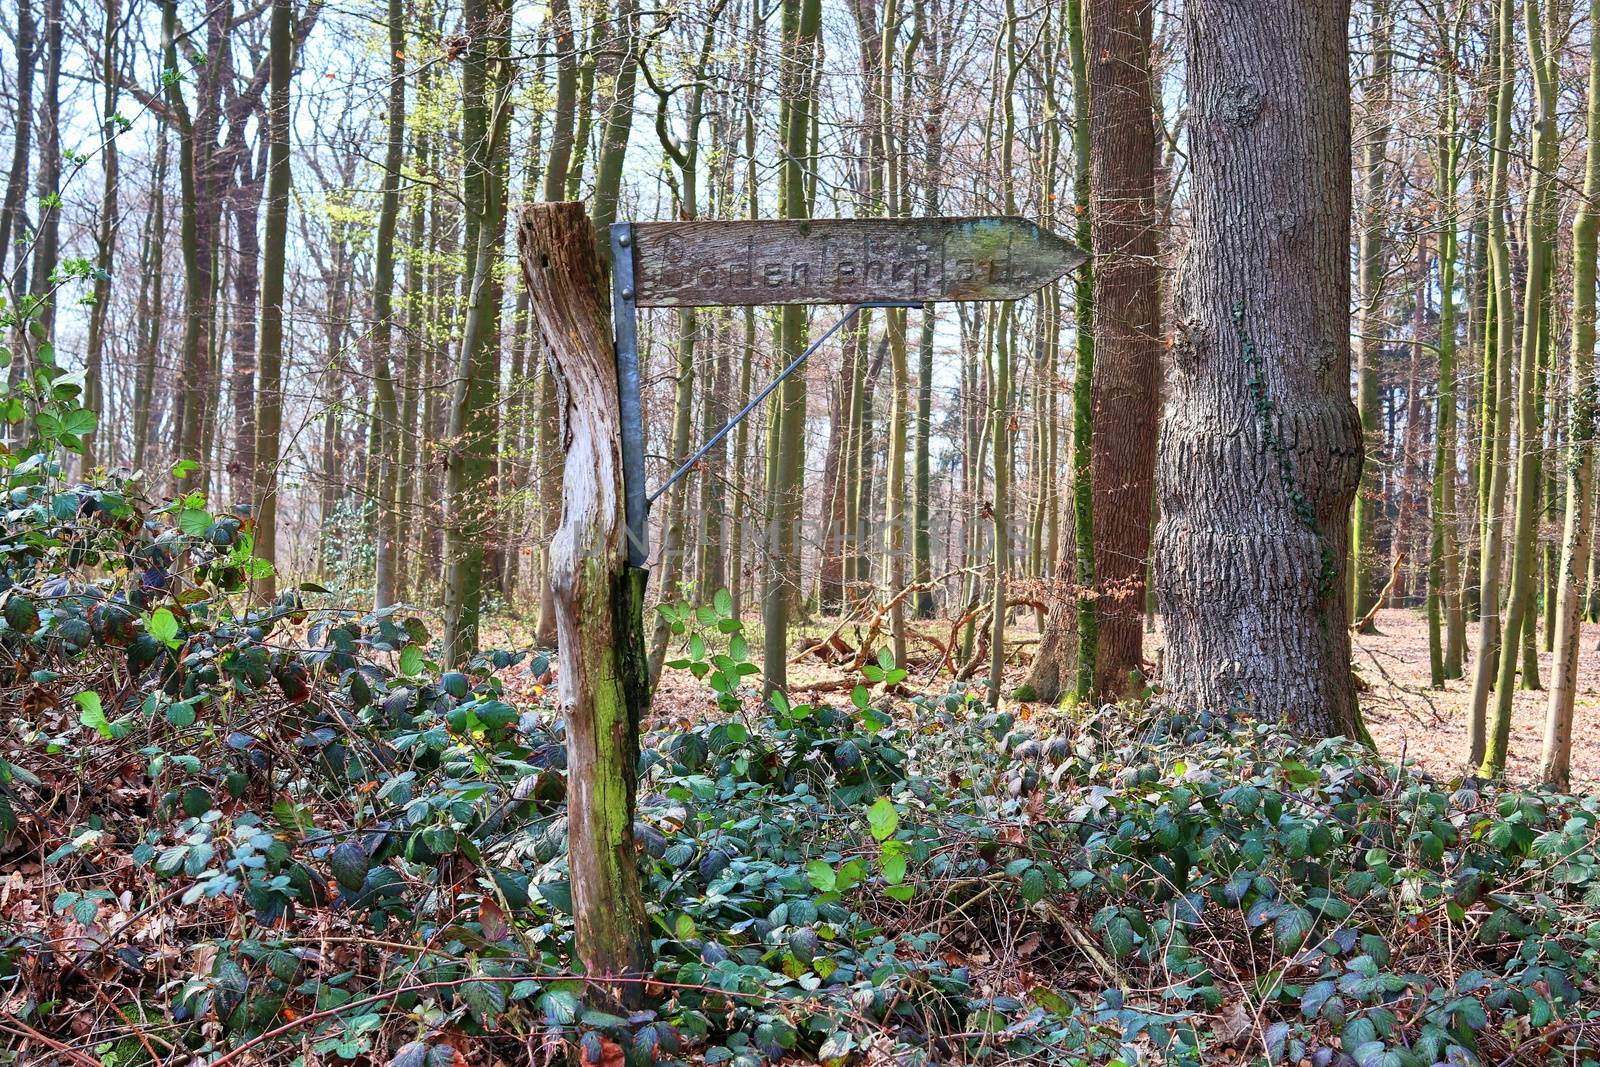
[1,394,1599,1064]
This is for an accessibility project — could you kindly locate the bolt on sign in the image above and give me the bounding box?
[625,217,1088,307]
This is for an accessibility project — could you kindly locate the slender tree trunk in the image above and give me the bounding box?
[1466,0,1517,767]
[133,133,169,472]
[1156,0,1364,736]
[228,156,263,504]
[1395,235,1430,600]
[647,308,698,678]
[1086,0,1162,699]
[646,20,716,680]
[1542,0,1599,788]
[728,7,763,619]
[1429,6,1465,683]
[1482,0,1561,777]
[82,0,120,468]
[590,0,640,242]
[251,0,292,601]
[371,0,408,610]
[697,314,730,600]
[0,0,34,288]
[1066,0,1097,701]
[161,0,221,481]
[26,0,62,345]
[761,0,821,696]
[1350,0,1394,631]
[986,0,1022,705]
[911,10,943,622]
[443,0,513,662]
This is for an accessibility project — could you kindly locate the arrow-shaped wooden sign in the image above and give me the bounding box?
[627,216,1086,307]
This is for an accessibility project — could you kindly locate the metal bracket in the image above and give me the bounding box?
[610,217,919,570]
[610,222,649,568]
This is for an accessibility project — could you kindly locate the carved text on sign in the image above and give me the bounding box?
[627,217,1086,307]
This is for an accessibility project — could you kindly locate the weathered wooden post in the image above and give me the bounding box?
[516,202,649,1005]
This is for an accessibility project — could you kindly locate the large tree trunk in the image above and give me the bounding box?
[1086,0,1162,700]
[516,201,649,1008]
[1155,0,1364,737]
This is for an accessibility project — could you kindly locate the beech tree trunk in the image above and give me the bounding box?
[516,201,649,1007]
[1543,0,1600,790]
[251,0,291,601]
[370,0,407,611]
[1466,0,1516,766]
[0,0,34,288]
[1350,0,1393,630]
[82,0,120,471]
[27,0,62,344]
[1155,0,1364,737]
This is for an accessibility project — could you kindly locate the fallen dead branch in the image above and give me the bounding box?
[1351,552,1405,632]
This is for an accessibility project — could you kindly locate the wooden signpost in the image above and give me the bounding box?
[512,205,1082,1014]
[611,215,1086,564]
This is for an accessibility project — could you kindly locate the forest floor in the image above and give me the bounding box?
[1352,606,1600,789]
[766,604,1600,791]
[501,603,1600,790]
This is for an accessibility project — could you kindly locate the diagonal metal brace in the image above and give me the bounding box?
[648,300,919,508]
[609,220,916,569]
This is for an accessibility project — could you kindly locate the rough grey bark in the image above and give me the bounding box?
[1155,0,1365,738]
